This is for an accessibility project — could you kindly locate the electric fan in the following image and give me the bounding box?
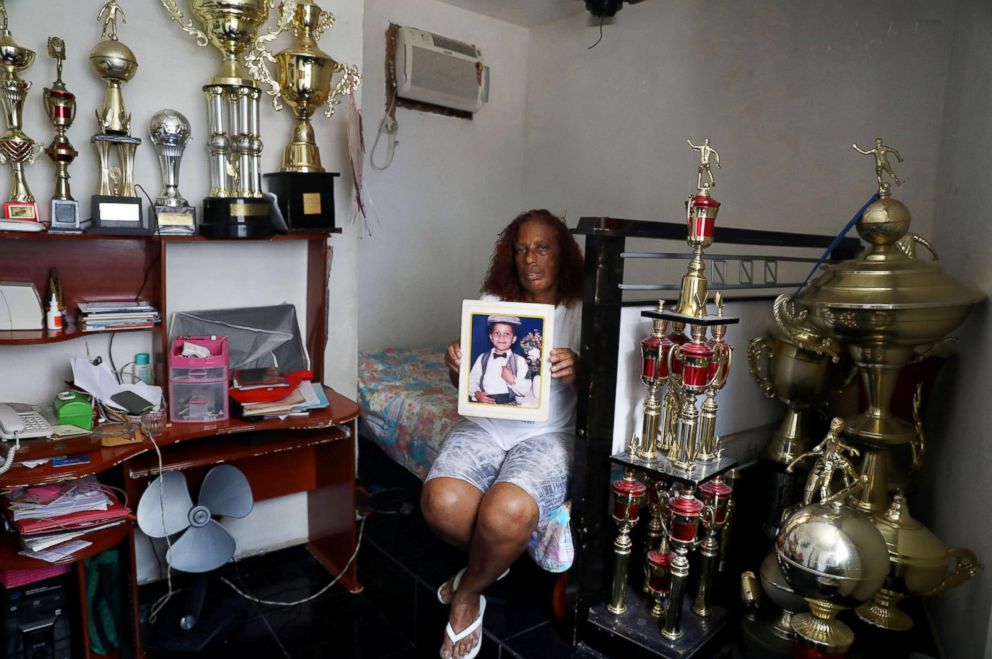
[137,464,253,652]
[137,464,253,572]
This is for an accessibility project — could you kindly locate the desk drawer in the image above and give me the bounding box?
[169,380,229,423]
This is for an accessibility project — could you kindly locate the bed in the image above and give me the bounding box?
[357,347,455,481]
[357,346,573,572]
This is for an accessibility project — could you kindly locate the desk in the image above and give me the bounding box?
[0,387,361,659]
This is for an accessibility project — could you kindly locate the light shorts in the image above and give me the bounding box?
[426,419,573,522]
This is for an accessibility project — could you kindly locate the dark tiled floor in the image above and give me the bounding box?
[137,436,600,659]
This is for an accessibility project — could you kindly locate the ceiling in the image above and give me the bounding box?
[435,0,586,27]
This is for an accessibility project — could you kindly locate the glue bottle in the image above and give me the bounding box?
[46,292,62,331]
[134,353,152,385]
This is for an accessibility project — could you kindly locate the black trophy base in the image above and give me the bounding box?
[89,195,152,235]
[263,171,340,232]
[200,196,277,239]
[587,590,728,659]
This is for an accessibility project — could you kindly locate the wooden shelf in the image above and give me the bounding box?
[0,230,333,242]
[0,323,159,346]
[0,521,132,569]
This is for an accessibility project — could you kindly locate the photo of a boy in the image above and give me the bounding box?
[468,315,532,405]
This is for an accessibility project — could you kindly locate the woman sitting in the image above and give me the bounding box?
[421,209,584,659]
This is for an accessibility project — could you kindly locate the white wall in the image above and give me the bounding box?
[920,0,992,656]
[359,0,530,350]
[1,0,362,563]
[522,1,953,239]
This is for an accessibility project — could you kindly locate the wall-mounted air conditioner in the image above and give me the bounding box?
[394,26,489,114]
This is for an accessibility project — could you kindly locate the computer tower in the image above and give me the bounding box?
[3,577,73,659]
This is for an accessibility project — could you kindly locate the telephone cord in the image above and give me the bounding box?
[0,434,19,475]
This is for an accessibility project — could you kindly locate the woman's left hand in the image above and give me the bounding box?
[549,348,579,386]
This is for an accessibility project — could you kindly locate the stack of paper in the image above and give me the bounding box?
[78,300,161,332]
[1,477,130,560]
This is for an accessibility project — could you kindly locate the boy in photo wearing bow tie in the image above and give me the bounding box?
[468,315,532,405]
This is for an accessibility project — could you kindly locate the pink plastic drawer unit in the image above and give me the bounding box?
[169,336,230,423]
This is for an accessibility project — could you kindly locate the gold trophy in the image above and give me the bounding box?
[795,140,983,514]
[0,3,44,221]
[43,37,80,231]
[160,0,295,237]
[748,295,850,465]
[776,420,889,658]
[855,493,981,631]
[249,0,361,231]
[89,1,146,234]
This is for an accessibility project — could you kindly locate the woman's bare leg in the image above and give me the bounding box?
[421,477,484,549]
[441,482,539,659]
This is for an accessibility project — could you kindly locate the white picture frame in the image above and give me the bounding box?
[458,299,555,423]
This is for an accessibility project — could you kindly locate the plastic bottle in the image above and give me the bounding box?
[134,353,152,385]
[46,292,62,331]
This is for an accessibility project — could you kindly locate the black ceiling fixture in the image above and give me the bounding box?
[584,0,624,18]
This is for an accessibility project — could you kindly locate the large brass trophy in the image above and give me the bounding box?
[89,1,147,234]
[250,0,361,231]
[160,0,295,237]
[787,139,983,514]
[43,37,81,231]
[0,4,44,221]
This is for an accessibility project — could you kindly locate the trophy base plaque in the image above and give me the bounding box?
[263,171,339,232]
[200,196,277,239]
[89,196,153,235]
[154,205,197,236]
[49,199,83,232]
[4,201,39,222]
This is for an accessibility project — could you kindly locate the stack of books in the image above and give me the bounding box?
[1,477,130,562]
[78,300,161,332]
[235,381,330,419]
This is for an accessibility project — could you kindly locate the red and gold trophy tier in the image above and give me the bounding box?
[605,139,740,648]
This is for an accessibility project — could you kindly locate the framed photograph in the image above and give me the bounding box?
[458,299,555,423]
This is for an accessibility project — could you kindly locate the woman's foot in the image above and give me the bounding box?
[436,569,463,606]
[440,591,485,659]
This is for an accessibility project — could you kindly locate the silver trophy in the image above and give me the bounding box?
[149,109,195,234]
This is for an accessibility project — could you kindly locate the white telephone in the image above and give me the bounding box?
[0,404,54,440]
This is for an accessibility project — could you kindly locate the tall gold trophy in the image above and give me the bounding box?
[0,3,44,221]
[89,1,147,234]
[249,0,360,232]
[43,37,81,231]
[160,0,295,237]
[794,140,983,514]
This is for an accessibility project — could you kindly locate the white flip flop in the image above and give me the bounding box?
[444,595,486,659]
[436,567,510,605]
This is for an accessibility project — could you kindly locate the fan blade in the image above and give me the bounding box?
[166,520,236,573]
[198,464,254,519]
[137,471,193,538]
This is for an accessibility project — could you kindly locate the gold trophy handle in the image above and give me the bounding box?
[246,0,298,109]
[323,63,362,119]
[772,294,841,362]
[159,0,209,47]
[715,344,733,389]
[313,7,335,38]
[747,337,776,399]
[923,547,982,597]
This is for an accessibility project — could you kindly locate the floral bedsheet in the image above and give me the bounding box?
[358,347,457,481]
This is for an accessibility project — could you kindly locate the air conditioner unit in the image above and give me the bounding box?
[394,26,489,113]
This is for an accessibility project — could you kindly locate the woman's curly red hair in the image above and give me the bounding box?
[481,209,584,306]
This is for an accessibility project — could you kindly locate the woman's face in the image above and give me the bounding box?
[515,219,560,304]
